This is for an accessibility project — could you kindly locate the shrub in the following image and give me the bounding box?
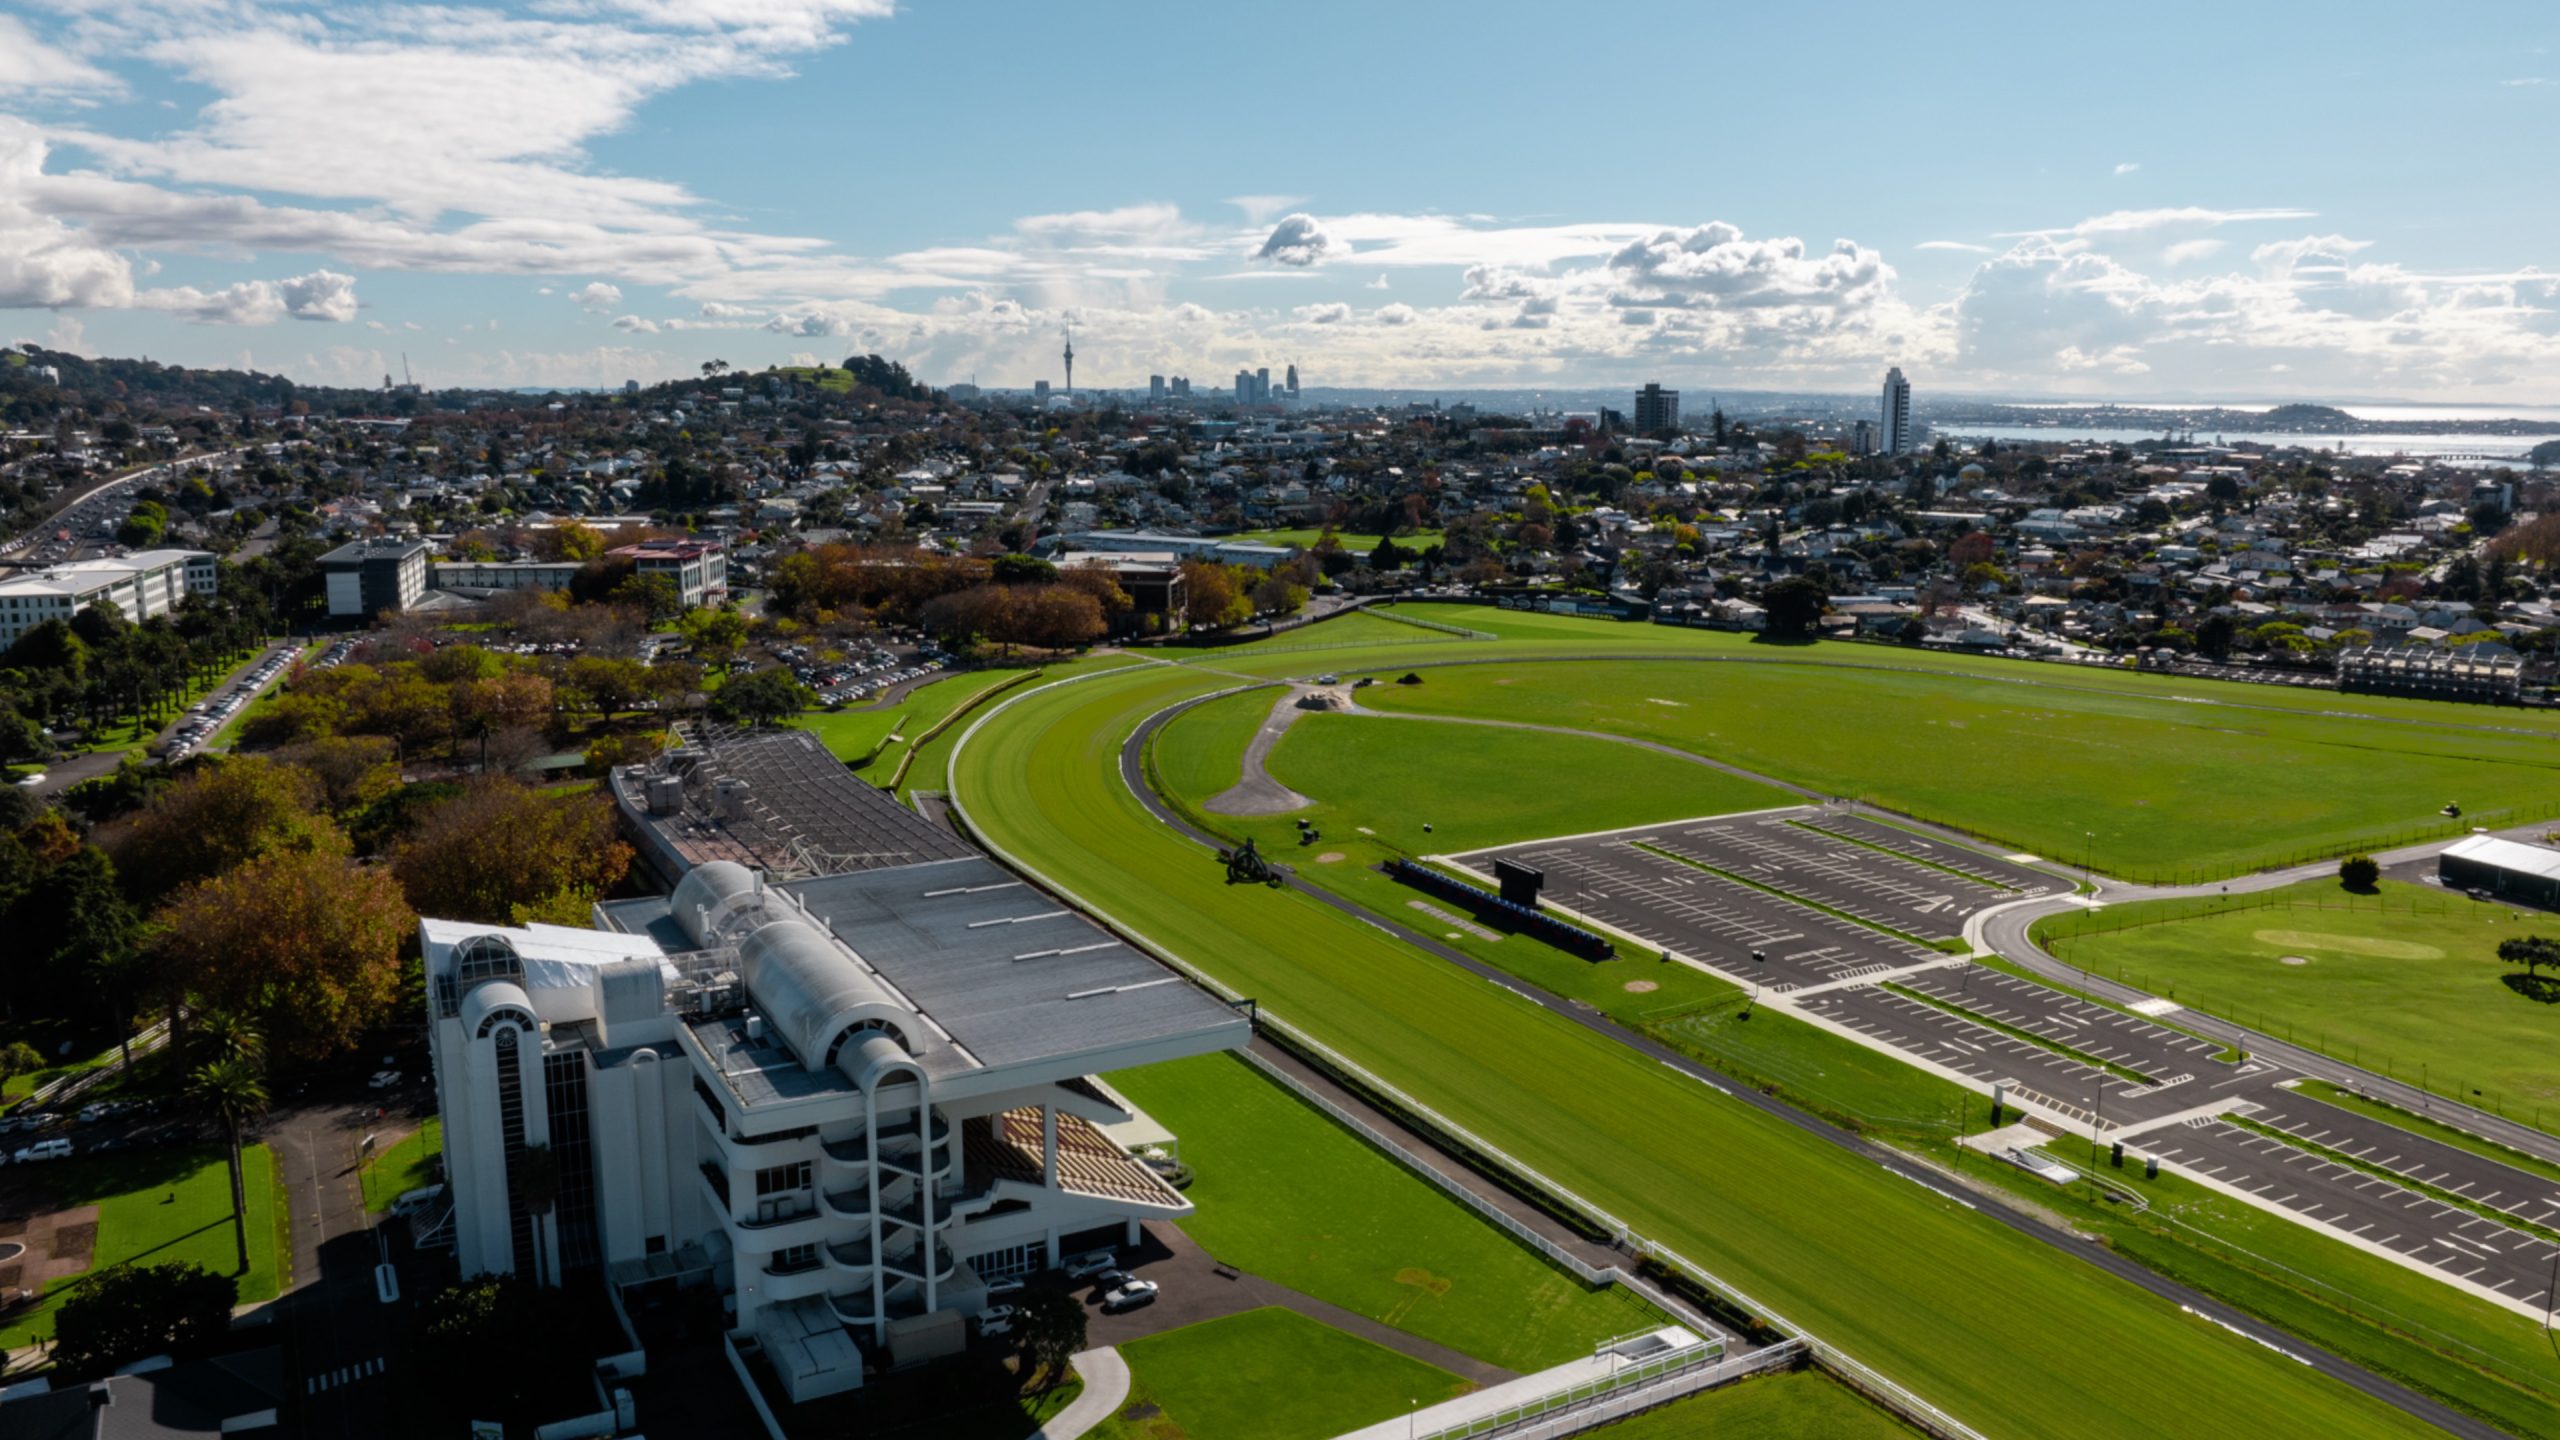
[2337,854,2380,891]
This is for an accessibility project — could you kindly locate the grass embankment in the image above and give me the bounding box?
[1085,1308,1471,1440]
[0,1145,285,1347]
[1108,1052,1657,1371]
[2038,878,2560,1122]
[1349,653,2560,883]
[361,1115,442,1213]
[952,661,2438,1440]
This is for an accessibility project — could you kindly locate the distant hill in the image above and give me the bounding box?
[2256,403,2359,428]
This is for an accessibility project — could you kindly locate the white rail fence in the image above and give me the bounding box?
[1415,1342,1801,1440]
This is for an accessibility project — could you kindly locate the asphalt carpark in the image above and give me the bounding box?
[2141,1115,2560,1312]
[1792,812,2066,897]
[1636,811,2046,943]
[1460,809,2560,1316]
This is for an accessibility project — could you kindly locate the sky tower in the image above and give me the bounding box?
[1062,323,1074,398]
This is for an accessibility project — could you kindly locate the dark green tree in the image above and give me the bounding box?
[2337,854,2380,891]
[1014,1287,1087,1391]
[1760,575,1828,639]
[2498,936,2560,979]
[51,1263,238,1378]
[710,668,813,726]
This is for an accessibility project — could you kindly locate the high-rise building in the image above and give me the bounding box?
[1171,375,1190,397]
[1149,375,1165,402]
[1033,379,1051,409]
[1234,370,1253,405]
[1849,419,1878,456]
[1881,366,1913,454]
[1254,367,1271,404]
[1633,382,1679,433]
[1284,363,1299,396]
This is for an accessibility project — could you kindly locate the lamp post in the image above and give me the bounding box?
[1745,950,1767,1015]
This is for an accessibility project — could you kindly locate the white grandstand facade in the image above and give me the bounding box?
[424,763,1249,1401]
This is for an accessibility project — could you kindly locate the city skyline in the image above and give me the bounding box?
[1,2,2557,400]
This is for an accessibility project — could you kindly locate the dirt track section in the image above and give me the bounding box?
[1204,687,1316,815]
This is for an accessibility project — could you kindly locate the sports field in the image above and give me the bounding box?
[1085,1308,1471,1440]
[1107,1052,1657,1371]
[1225,528,1447,553]
[1350,658,2560,879]
[1154,686,1790,856]
[2039,878,2560,1118]
[952,659,2436,1440]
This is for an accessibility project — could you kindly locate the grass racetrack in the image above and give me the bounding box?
[1108,1053,1658,1371]
[952,659,2436,1440]
[1087,1307,1470,1440]
[2039,877,2560,1117]
[1585,1368,1927,1439]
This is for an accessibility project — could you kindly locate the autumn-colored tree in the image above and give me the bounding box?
[563,655,652,718]
[112,757,345,902]
[1948,531,1997,569]
[1057,565,1132,617]
[1179,560,1251,630]
[152,849,411,1060]
[391,779,633,926]
[417,643,504,685]
[1010,585,1107,650]
[235,688,347,747]
[450,671,555,741]
[546,520,608,562]
[274,734,402,814]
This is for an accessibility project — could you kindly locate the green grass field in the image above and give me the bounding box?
[1106,1053,1657,1371]
[1166,610,1486,661]
[1585,1369,1923,1440]
[2039,878,2560,1117]
[1352,658,2560,880]
[1226,528,1447,553]
[0,1144,285,1346]
[951,660,2438,1440]
[361,1116,443,1213]
[792,669,1034,766]
[1085,1308,1472,1440]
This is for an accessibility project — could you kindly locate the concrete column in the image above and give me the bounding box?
[1041,1106,1060,1190]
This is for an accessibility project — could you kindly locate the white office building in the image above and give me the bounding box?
[1881,366,1914,455]
[0,548,218,647]
[318,537,431,618]
[422,850,1248,1401]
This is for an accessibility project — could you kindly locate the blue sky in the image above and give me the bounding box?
[4,0,2557,399]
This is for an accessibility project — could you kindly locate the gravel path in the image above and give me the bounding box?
[1204,686,1316,815]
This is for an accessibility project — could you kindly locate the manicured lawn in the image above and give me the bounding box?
[1352,657,2560,881]
[793,667,1038,766]
[0,1144,285,1346]
[2038,878,2560,1119]
[951,661,2437,1440]
[0,1020,124,1102]
[1085,1308,1472,1440]
[1106,1053,1659,1371]
[1165,610,1485,661]
[361,1115,442,1213]
[1587,1369,1922,1439]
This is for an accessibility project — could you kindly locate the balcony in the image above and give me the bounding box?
[875,1136,956,1181]
[763,1249,824,1279]
[825,1237,875,1272]
[881,1240,957,1283]
[878,1195,926,1231]
[821,1187,873,1222]
[874,1113,951,1146]
[736,1197,818,1231]
[698,1162,731,1209]
[821,1134,871,1166]
[735,1124,818,1148]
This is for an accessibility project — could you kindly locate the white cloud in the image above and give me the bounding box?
[1256,213,1346,267]
[1364,273,1390,290]
[1294,302,1352,325]
[1227,194,1308,225]
[279,269,358,321]
[570,281,624,313]
[2161,238,2225,265]
[1916,240,1994,254]
[1374,303,1417,326]
[2113,161,2141,176]
[0,17,116,96]
[2000,206,2319,239]
[611,314,660,333]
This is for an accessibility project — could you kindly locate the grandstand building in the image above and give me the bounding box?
[0,548,217,646]
[2334,643,2522,703]
[424,729,1248,1402]
[2437,833,2560,910]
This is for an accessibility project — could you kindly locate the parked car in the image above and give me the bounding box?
[985,1277,1025,1301]
[389,1184,446,1219]
[368,1070,402,1089]
[1063,1250,1119,1280]
[1100,1279,1159,1312]
[15,1138,72,1163]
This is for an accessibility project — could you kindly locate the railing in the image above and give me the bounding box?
[698,1162,731,1208]
[1411,1340,1788,1440]
[24,1018,174,1110]
[763,1250,823,1278]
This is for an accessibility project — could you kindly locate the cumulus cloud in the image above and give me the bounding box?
[1606,223,1893,315]
[279,269,358,321]
[697,301,759,319]
[1374,302,1417,325]
[0,16,115,95]
[570,281,623,313]
[1256,213,1346,267]
[2162,238,2225,265]
[2113,161,2142,176]
[1294,302,1352,325]
[611,314,659,333]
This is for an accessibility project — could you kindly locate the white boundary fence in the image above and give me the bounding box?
[22,1019,173,1111]
[946,671,1993,1440]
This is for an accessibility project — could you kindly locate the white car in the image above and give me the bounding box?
[1100,1279,1159,1312]
[12,774,43,788]
[1063,1251,1119,1280]
[367,1070,402,1089]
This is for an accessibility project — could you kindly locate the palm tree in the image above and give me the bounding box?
[189,1056,268,1276]
[192,1010,263,1069]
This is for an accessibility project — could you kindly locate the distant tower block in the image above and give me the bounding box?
[1493,857,1546,909]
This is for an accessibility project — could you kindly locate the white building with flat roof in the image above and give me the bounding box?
[422,849,1247,1402]
[0,547,217,646]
